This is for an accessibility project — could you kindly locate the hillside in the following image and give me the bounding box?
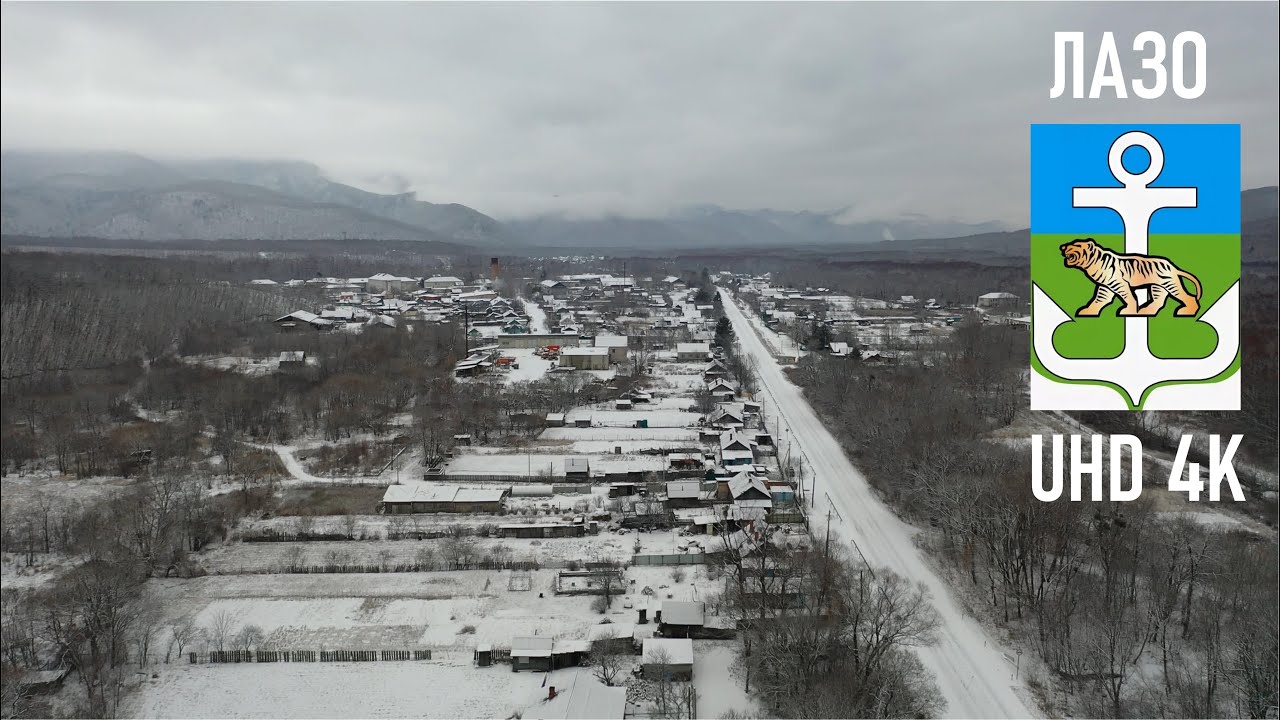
[1,151,505,246]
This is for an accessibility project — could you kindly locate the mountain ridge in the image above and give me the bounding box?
[2,150,1274,255]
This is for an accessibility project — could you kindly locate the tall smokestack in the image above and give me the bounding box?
[490,257,500,283]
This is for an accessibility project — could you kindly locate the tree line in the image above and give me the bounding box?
[786,311,1276,717]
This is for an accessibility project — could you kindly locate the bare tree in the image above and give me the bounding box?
[589,640,627,687]
[207,610,237,653]
[166,619,196,663]
[648,646,697,719]
[235,625,265,653]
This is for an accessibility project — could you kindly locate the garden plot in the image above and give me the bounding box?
[446,452,666,476]
[124,661,580,719]
[139,571,603,650]
[539,427,700,442]
[195,527,689,575]
[563,407,701,428]
[564,439,703,454]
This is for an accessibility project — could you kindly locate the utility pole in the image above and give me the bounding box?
[463,304,470,355]
[824,509,832,559]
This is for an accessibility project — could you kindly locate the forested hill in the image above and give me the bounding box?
[0,253,300,378]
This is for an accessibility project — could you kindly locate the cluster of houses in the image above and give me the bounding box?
[532,274,718,344]
[722,273,1030,360]
[263,272,538,334]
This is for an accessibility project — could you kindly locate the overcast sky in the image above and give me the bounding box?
[2,2,1276,225]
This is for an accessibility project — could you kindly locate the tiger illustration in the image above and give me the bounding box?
[1060,238,1202,317]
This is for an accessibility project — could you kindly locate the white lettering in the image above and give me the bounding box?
[1031,434,1066,501]
[1131,31,1168,99]
[1050,31,1086,98]
[1070,434,1104,501]
[1207,434,1245,501]
[1110,435,1143,501]
[1089,32,1128,99]
[1167,435,1204,501]
[1171,30,1207,99]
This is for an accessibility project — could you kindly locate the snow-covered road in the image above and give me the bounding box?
[519,297,548,334]
[719,289,1035,719]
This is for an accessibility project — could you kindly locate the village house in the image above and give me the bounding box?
[657,601,706,639]
[702,359,730,379]
[719,431,756,468]
[510,637,590,673]
[729,473,774,511]
[977,291,1021,309]
[664,479,703,508]
[587,622,638,654]
[591,335,631,364]
[641,638,694,681]
[708,405,746,428]
[522,670,627,720]
[565,457,591,479]
[676,342,712,362]
[706,378,736,402]
[829,341,855,357]
[274,310,334,332]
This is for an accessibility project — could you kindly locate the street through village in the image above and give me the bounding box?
[718,288,1037,720]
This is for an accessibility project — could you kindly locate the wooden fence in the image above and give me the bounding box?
[189,649,432,664]
[630,553,708,566]
[430,473,567,484]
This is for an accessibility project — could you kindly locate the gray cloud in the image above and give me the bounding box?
[2,1,1276,225]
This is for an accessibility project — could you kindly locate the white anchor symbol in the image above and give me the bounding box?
[1033,131,1240,408]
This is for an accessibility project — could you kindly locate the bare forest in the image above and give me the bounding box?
[780,266,1278,718]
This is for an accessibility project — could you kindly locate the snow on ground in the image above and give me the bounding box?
[446,451,666,476]
[1,471,136,514]
[179,355,280,377]
[720,288,1035,719]
[496,348,555,384]
[519,298,549,333]
[563,407,701,428]
[257,444,368,485]
[1,552,81,591]
[540,427,700,442]
[745,312,807,361]
[123,563,730,719]
[693,641,759,719]
[565,439,700,454]
[194,528,687,574]
[124,661,572,719]
[1153,510,1249,530]
[141,571,597,649]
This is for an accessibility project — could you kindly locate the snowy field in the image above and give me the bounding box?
[445,451,667,476]
[1,471,136,514]
[124,661,580,719]
[539,427,700,442]
[562,407,702,428]
[194,527,695,574]
[141,567,716,648]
